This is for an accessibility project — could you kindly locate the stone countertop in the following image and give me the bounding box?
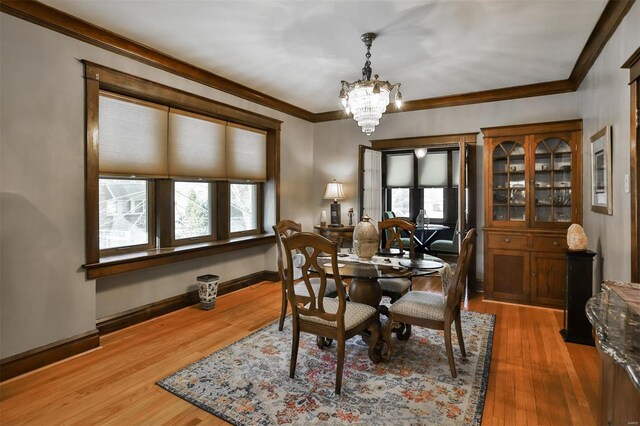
[586,281,640,391]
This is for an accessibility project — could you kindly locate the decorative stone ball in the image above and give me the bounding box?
[567,223,588,251]
[353,215,378,259]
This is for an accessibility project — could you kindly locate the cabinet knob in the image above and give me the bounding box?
[504,238,510,243]
[532,272,537,277]
[553,241,558,246]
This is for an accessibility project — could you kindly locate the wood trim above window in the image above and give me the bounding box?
[370,132,478,150]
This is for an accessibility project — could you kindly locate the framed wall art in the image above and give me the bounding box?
[590,126,612,215]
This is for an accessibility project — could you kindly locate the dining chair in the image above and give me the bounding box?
[377,218,416,303]
[282,232,381,395]
[273,220,338,331]
[382,228,477,378]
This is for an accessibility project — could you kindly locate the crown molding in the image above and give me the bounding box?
[0,0,315,122]
[0,0,635,123]
[312,79,574,123]
[569,0,636,88]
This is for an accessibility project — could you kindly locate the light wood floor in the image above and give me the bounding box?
[0,279,600,425]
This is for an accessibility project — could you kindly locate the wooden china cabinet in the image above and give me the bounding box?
[482,120,583,308]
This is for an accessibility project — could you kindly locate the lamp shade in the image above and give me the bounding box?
[324,180,345,201]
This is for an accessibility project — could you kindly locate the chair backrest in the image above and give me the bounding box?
[282,232,347,327]
[273,220,302,284]
[382,211,396,221]
[445,228,476,312]
[378,218,415,258]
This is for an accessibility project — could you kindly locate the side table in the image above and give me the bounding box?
[313,225,354,249]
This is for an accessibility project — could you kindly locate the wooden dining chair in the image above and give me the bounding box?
[283,232,381,395]
[382,228,477,378]
[273,220,339,331]
[377,218,416,303]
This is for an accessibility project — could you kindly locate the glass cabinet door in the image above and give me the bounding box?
[533,138,572,223]
[492,141,526,222]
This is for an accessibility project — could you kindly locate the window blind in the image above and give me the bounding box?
[168,109,227,180]
[226,123,267,181]
[418,151,447,187]
[385,153,414,187]
[98,92,169,177]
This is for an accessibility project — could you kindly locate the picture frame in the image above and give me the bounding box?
[590,126,612,215]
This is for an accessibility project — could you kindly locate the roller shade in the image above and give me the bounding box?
[168,109,226,180]
[385,153,413,187]
[99,92,168,177]
[226,123,267,181]
[418,151,447,187]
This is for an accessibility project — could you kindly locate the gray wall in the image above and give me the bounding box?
[0,14,315,358]
[577,1,640,290]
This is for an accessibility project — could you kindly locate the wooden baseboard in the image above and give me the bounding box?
[97,270,279,335]
[0,270,278,382]
[0,329,99,382]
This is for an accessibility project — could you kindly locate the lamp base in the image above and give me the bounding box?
[330,202,342,227]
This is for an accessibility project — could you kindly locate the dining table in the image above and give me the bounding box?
[317,251,447,316]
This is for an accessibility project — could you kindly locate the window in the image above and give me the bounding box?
[84,63,280,278]
[423,188,444,219]
[382,148,460,224]
[390,188,410,218]
[174,181,212,240]
[99,179,150,250]
[230,183,258,233]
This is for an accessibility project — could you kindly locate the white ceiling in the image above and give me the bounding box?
[42,0,608,113]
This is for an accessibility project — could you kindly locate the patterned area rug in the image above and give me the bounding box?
[158,310,495,425]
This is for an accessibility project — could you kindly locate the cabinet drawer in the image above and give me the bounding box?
[533,235,568,251]
[486,233,529,250]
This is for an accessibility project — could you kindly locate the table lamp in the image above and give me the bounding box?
[324,179,345,227]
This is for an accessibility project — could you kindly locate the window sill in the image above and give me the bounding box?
[83,233,276,280]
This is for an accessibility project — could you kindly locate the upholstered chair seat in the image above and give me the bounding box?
[387,291,445,322]
[378,277,412,294]
[302,298,377,330]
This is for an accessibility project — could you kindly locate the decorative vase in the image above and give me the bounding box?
[197,274,219,310]
[353,215,378,259]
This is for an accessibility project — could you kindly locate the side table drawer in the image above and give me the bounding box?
[486,233,529,250]
[533,235,568,251]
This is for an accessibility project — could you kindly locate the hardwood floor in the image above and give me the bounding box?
[0,279,599,425]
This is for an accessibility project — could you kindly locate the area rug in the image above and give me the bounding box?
[158,310,495,425]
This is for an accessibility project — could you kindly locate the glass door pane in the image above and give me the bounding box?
[534,138,572,223]
[493,141,526,222]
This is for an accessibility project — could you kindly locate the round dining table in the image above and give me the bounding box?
[317,252,446,315]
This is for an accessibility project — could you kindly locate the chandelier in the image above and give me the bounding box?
[339,32,402,136]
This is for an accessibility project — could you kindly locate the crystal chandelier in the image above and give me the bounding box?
[339,33,402,135]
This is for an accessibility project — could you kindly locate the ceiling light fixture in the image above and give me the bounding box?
[339,32,402,136]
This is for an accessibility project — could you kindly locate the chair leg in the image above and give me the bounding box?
[278,285,287,331]
[455,311,466,357]
[335,339,345,395]
[290,322,300,379]
[444,324,457,378]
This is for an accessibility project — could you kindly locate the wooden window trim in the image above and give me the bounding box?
[83,62,281,279]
